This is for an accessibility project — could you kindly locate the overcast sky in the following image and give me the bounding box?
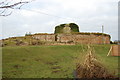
[0,0,119,41]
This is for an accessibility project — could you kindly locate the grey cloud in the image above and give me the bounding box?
[1,0,119,41]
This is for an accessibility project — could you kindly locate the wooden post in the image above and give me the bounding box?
[107,46,112,56]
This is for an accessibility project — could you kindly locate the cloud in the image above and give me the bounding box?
[1,0,119,41]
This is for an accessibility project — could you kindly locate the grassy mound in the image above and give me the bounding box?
[2,45,86,78]
[2,45,119,78]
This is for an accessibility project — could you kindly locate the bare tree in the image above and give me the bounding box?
[0,0,34,16]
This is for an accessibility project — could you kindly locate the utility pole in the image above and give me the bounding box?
[102,25,104,34]
[102,25,104,44]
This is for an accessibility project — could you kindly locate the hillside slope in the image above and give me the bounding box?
[2,45,119,78]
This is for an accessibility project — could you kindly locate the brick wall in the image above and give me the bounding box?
[56,34,110,44]
[111,45,120,56]
[32,34,110,44]
[33,34,55,42]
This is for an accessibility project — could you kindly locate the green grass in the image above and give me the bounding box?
[2,45,119,78]
[93,45,119,76]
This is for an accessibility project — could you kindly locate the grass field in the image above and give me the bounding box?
[2,44,119,78]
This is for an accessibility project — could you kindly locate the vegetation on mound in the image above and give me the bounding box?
[71,32,110,37]
[1,36,51,47]
[54,23,79,34]
[33,33,54,35]
[32,32,110,37]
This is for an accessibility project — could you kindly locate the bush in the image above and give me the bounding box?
[31,41,46,45]
[16,40,24,46]
[25,32,32,36]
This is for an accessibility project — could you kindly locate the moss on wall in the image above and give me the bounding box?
[54,23,79,34]
[69,23,79,32]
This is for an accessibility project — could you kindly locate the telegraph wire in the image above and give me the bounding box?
[13,8,75,21]
[12,8,103,32]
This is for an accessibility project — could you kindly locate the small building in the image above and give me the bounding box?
[111,45,120,56]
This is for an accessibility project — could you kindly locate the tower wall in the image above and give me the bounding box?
[32,33,110,44]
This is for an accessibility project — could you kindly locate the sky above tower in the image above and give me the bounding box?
[0,0,119,41]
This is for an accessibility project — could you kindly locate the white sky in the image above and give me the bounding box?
[0,0,119,41]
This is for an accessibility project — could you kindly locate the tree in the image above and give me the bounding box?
[25,32,32,36]
[0,0,34,16]
[114,40,120,44]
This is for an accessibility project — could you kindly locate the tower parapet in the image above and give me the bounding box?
[54,23,79,34]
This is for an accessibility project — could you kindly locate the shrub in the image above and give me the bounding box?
[31,41,46,45]
[25,32,32,36]
[16,40,24,45]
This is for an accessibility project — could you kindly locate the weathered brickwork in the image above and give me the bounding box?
[32,33,110,44]
[33,34,55,42]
